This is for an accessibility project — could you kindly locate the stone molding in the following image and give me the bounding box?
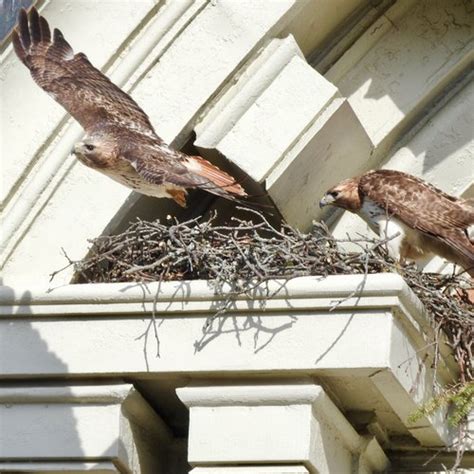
[177,380,389,473]
[1,0,472,470]
[0,274,458,448]
[2,0,472,284]
[0,383,172,473]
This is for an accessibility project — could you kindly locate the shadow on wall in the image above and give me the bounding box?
[0,279,84,463]
[332,0,473,172]
[388,79,474,176]
[193,299,298,355]
[195,278,298,354]
[0,280,167,471]
[134,278,298,365]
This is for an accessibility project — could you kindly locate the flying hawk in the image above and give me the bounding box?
[12,7,246,207]
[320,170,474,276]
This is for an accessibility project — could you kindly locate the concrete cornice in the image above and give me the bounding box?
[0,273,413,313]
[176,379,323,406]
[0,272,455,381]
[0,383,133,403]
[0,273,457,447]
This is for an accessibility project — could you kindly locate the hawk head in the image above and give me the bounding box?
[72,133,117,169]
[319,177,361,212]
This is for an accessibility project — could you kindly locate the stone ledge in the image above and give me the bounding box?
[0,273,414,311]
[190,468,309,474]
[0,274,457,448]
[0,462,117,473]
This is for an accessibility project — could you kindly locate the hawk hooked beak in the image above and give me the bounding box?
[319,193,336,208]
[73,142,84,155]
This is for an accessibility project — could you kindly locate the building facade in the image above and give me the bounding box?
[1,0,473,472]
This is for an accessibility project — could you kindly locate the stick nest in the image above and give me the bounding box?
[66,208,473,381]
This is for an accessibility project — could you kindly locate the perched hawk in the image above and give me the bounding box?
[12,8,246,207]
[320,170,474,276]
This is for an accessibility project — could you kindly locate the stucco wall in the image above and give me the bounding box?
[1,0,473,287]
[0,0,473,472]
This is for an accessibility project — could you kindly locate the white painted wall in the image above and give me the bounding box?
[2,0,471,283]
[327,0,474,272]
[1,0,472,471]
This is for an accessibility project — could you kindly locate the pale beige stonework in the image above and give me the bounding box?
[1,0,472,472]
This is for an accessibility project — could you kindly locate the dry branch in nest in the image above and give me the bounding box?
[63,208,473,382]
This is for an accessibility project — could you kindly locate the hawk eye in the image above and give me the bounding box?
[330,191,339,198]
[85,144,95,151]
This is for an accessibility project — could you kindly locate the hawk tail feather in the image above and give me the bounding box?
[442,231,474,277]
[186,156,247,199]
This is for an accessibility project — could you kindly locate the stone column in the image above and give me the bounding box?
[0,383,173,473]
[177,380,388,473]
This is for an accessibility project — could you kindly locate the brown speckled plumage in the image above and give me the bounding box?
[13,7,246,206]
[321,170,474,276]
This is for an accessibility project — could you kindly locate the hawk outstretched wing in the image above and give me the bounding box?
[13,7,247,204]
[13,7,155,136]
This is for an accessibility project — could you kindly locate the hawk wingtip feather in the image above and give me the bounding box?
[39,16,51,43]
[11,30,26,63]
[16,7,51,52]
[53,28,74,57]
[18,8,30,50]
[28,6,41,44]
